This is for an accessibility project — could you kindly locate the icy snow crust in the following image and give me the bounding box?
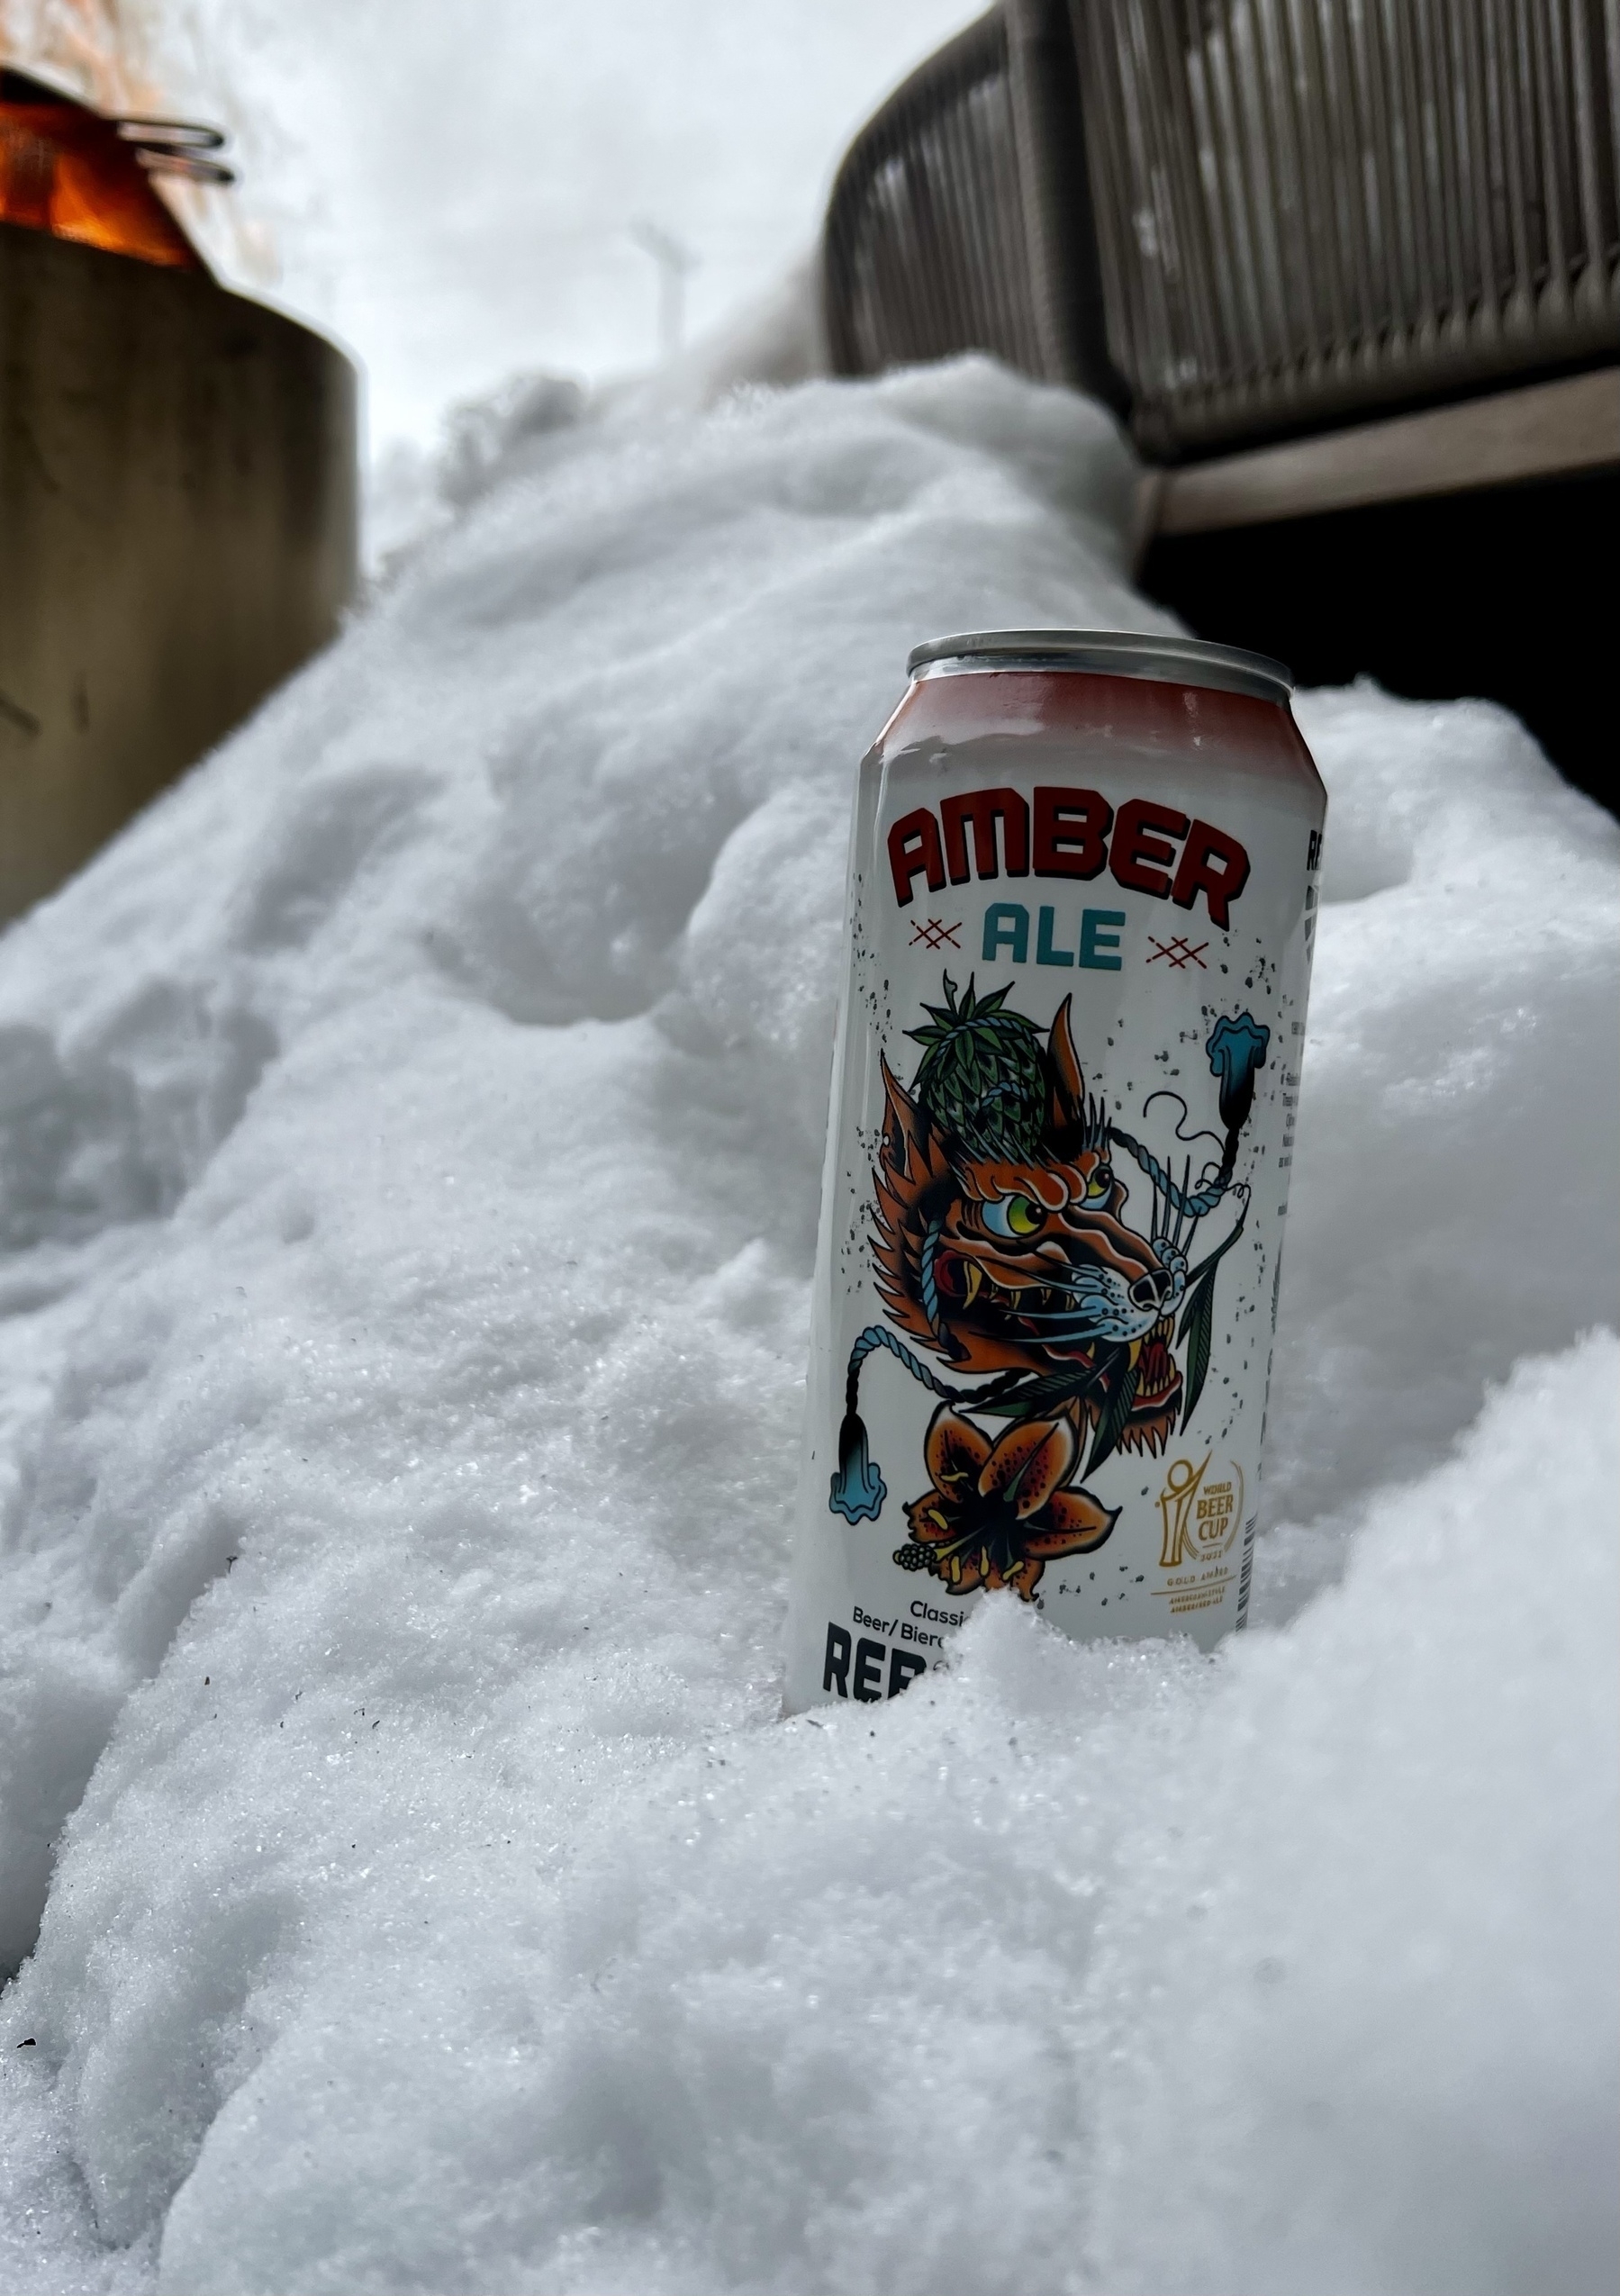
[0,361,1615,2294]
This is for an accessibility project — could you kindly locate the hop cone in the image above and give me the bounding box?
[908,973,1048,1162]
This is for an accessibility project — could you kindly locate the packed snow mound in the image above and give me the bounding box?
[0,357,1615,2296]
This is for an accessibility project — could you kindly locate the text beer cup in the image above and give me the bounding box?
[784,631,1326,1712]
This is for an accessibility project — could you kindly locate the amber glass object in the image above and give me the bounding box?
[0,67,204,270]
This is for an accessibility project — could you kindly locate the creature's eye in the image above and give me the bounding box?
[1083,1164,1114,1205]
[982,1193,1044,1240]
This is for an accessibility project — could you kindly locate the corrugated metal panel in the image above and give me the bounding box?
[825,12,1045,381]
[824,0,1620,460]
[1079,0,1620,455]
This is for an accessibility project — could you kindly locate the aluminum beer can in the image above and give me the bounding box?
[784,630,1326,1713]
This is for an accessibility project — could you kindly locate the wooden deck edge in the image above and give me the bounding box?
[1146,366,1620,539]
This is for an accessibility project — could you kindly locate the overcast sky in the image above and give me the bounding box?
[123,0,975,450]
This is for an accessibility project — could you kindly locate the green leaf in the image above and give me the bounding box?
[1087,1350,1140,1474]
[1178,1265,1219,1429]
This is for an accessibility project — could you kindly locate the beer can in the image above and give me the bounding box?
[784,630,1326,1712]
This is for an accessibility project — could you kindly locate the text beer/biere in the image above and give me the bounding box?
[784,631,1326,1711]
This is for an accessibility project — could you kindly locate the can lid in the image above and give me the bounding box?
[906,628,1294,705]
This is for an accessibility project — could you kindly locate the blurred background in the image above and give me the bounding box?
[0,0,973,922]
[0,0,977,443]
[3,0,1615,930]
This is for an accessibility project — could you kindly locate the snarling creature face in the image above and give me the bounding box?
[829,973,1267,1590]
[872,981,1184,1460]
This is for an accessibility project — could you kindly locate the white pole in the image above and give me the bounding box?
[629,220,698,362]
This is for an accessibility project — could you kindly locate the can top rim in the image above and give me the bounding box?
[906,628,1294,705]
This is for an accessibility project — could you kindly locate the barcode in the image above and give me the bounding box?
[1235,1515,1258,1629]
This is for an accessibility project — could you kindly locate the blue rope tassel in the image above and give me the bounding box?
[919,1216,944,1341]
[828,1324,970,1523]
[1110,1129,1230,1219]
[848,1322,963,1403]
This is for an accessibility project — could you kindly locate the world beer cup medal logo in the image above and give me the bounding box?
[1154,1454,1245,1621]
[828,968,1269,1607]
[1156,1454,1244,1565]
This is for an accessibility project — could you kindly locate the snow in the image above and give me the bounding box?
[0,355,1615,2294]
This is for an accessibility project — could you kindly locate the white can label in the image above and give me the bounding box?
[784,731,1322,1709]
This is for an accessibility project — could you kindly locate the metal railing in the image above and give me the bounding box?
[824,13,1046,382]
[825,0,1620,461]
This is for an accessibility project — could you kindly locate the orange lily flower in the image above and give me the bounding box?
[895,1406,1118,1600]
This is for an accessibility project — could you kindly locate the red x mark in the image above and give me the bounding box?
[1146,936,1209,970]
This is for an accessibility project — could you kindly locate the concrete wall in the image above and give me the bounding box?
[0,222,357,924]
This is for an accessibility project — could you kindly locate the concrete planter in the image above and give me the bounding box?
[0,220,357,924]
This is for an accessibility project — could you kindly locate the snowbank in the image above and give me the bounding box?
[0,358,1615,2295]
